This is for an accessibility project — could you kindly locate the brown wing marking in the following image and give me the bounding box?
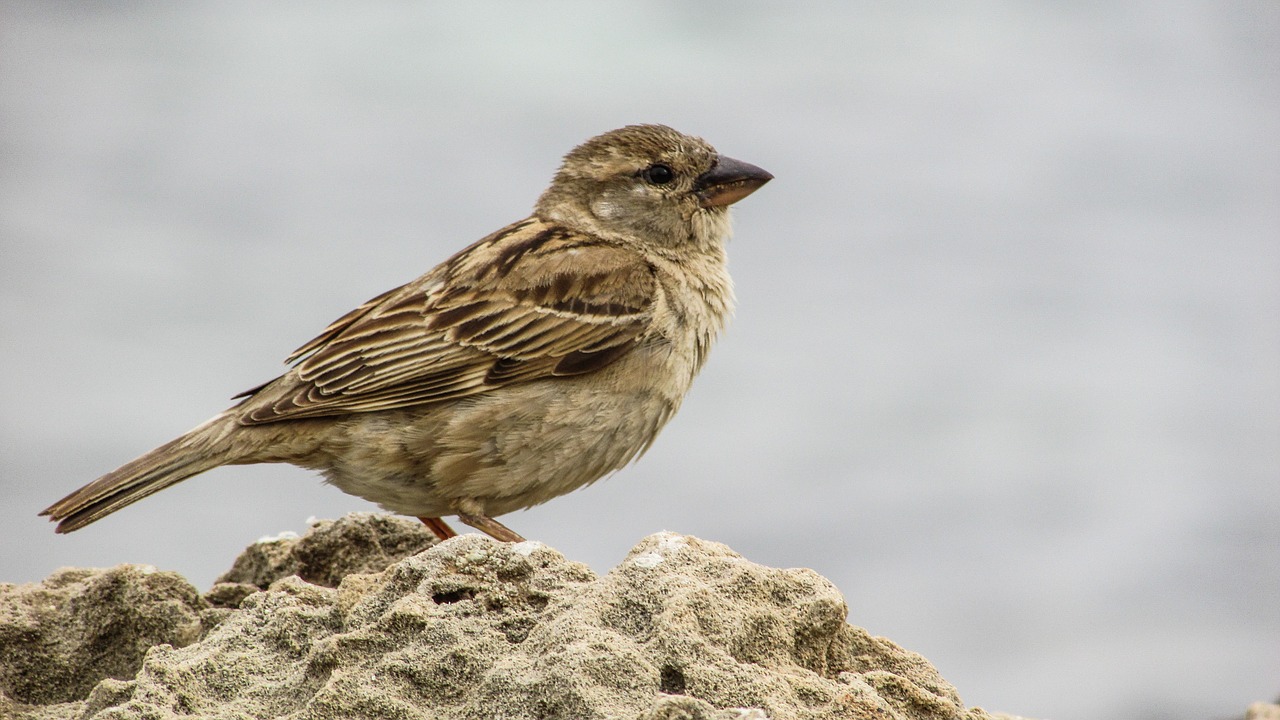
[234,219,657,424]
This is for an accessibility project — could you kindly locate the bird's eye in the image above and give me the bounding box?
[642,164,675,185]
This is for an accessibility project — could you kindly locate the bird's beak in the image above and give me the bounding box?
[694,155,773,208]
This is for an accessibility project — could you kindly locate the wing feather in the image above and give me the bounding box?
[235,218,656,424]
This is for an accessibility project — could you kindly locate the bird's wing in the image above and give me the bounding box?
[235,218,658,424]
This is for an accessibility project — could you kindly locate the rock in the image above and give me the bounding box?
[214,512,440,591]
[3,514,1027,719]
[0,565,205,706]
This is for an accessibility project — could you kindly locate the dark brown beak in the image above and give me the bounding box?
[694,155,773,208]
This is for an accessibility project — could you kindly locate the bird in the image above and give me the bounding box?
[41,124,772,543]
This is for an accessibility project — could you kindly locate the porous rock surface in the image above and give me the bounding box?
[3,514,1017,719]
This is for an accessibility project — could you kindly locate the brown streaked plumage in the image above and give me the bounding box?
[41,124,772,542]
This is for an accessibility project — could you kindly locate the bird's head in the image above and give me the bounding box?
[535,124,772,250]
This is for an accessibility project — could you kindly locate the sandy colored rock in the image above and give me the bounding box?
[215,512,440,590]
[0,564,205,707]
[4,514,1028,719]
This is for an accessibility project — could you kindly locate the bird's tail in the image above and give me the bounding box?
[41,413,243,533]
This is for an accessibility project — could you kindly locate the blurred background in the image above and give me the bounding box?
[2,2,1276,718]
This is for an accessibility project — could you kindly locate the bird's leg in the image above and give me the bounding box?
[418,516,458,541]
[457,513,526,542]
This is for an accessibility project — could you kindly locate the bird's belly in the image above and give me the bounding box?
[307,357,685,519]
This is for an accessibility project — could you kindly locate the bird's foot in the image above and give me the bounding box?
[418,516,458,541]
[457,513,526,542]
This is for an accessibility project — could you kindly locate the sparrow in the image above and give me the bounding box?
[41,124,772,543]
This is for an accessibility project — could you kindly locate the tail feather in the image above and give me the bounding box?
[42,414,240,533]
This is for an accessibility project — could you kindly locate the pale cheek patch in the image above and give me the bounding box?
[591,198,622,220]
[592,184,652,222]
